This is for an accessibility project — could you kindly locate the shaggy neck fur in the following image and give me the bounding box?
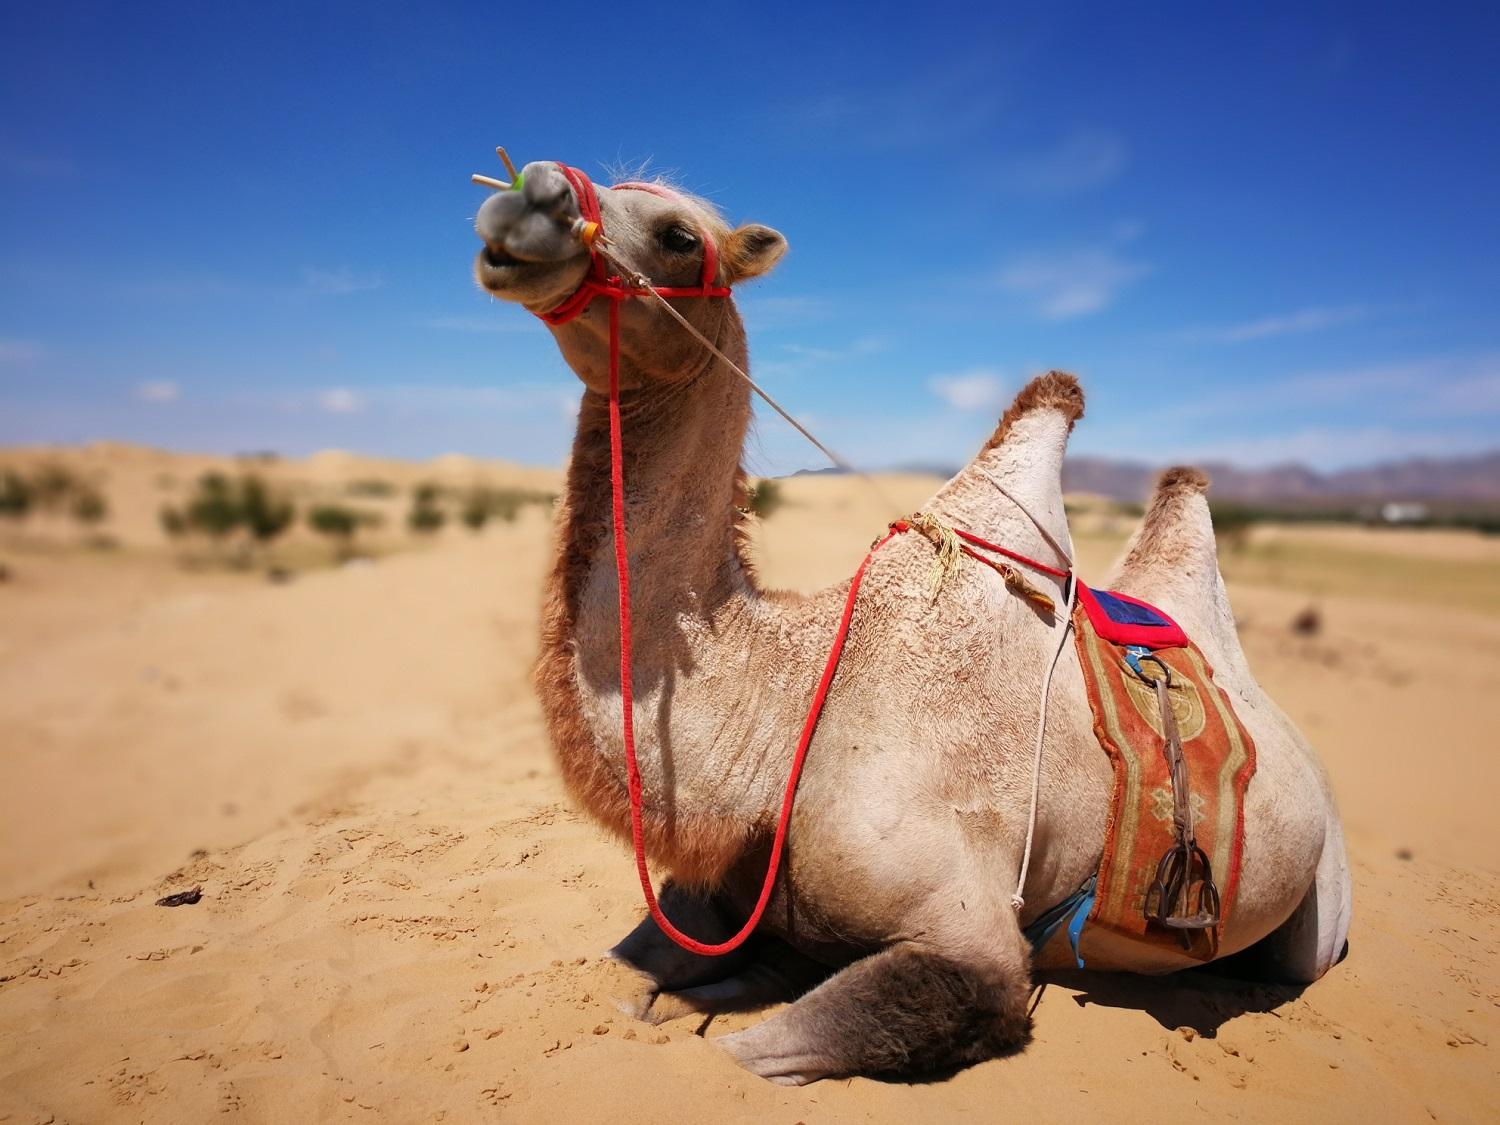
[534,302,843,886]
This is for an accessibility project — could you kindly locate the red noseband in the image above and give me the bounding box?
[538,164,731,327]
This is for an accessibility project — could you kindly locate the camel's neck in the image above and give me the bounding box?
[535,305,834,883]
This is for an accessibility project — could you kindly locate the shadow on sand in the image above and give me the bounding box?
[1038,961,1307,1039]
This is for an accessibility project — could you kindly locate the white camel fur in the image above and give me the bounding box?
[472,161,1353,1085]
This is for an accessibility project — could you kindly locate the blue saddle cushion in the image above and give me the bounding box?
[1076,582,1188,649]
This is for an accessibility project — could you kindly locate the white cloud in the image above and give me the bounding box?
[928,368,1007,411]
[317,387,363,414]
[0,338,42,365]
[996,247,1150,319]
[1005,130,1127,194]
[135,380,180,403]
[302,267,383,296]
[1182,305,1369,343]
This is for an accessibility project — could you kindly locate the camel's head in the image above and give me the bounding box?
[473,161,786,389]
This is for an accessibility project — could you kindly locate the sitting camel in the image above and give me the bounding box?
[472,161,1352,1084]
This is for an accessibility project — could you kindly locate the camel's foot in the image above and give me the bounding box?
[717,943,1032,1084]
[606,880,758,993]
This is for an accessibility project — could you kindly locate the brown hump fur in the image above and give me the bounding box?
[1156,465,1212,493]
[983,370,1086,451]
[1118,464,1216,572]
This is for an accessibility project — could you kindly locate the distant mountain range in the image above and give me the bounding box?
[1061,451,1500,505]
[862,450,1500,507]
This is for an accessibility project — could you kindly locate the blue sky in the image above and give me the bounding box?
[2,2,1497,473]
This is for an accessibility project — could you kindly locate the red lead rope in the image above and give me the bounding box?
[610,313,896,952]
[543,162,1065,955]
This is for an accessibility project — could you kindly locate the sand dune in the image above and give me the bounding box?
[1,456,1497,1122]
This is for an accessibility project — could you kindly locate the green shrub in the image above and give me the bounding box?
[239,475,294,545]
[744,479,783,519]
[70,486,108,525]
[408,482,447,534]
[0,470,32,520]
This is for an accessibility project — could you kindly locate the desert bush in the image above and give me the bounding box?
[307,503,377,559]
[0,470,32,521]
[28,463,81,514]
[407,482,446,534]
[238,475,295,546]
[159,505,188,538]
[744,479,783,519]
[183,472,243,542]
[158,472,296,563]
[70,486,108,526]
[459,486,555,531]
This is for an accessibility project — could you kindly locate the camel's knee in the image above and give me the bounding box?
[717,944,1032,1084]
[605,881,756,991]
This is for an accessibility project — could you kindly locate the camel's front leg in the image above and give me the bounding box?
[716,940,1033,1084]
[606,880,759,993]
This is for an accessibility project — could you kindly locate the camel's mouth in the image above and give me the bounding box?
[481,244,525,269]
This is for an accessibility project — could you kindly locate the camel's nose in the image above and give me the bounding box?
[475,161,583,262]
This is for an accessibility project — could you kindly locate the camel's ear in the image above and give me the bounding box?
[722,223,787,284]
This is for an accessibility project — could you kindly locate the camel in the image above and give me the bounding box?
[471,161,1352,1084]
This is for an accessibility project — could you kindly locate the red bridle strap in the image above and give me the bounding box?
[538,165,729,328]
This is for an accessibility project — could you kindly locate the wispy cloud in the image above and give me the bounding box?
[780,338,884,363]
[302,267,383,296]
[1003,130,1128,194]
[317,387,363,414]
[996,246,1150,319]
[0,337,43,365]
[1178,304,1370,343]
[135,380,180,403]
[771,56,1003,150]
[928,368,1007,411]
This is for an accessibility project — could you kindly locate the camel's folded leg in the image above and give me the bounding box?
[606,880,759,993]
[640,944,830,1025]
[716,942,1032,1085]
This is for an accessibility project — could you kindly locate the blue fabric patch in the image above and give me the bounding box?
[1092,588,1170,628]
[1022,874,1097,968]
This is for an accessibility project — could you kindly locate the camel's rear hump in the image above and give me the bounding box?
[1102,467,1254,690]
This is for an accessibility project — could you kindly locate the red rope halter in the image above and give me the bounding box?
[533,165,1066,956]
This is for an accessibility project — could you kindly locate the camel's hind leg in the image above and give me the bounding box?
[1220,816,1353,984]
[717,943,1031,1085]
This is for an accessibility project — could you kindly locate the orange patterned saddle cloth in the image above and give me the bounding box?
[1064,584,1258,963]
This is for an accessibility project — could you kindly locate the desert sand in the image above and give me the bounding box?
[1,452,1497,1123]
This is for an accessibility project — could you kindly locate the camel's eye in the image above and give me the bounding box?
[658,226,699,254]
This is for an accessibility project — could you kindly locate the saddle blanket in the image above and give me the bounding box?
[1058,583,1258,964]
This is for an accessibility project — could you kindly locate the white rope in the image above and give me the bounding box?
[1010,573,1078,912]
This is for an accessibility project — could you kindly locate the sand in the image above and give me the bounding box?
[1,452,1497,1123]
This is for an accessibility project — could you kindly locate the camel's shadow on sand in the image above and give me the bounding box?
[1038,963,1307,1040]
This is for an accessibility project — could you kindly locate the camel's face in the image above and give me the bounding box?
[473,162,787,349]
